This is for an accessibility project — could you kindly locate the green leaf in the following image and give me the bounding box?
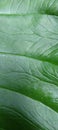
[0,0,58,130]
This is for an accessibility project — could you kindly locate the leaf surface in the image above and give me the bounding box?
[0,0,58,130]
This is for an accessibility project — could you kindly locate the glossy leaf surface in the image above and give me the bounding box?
[0,0,58,130]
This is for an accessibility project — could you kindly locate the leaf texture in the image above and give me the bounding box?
[0,0,58,130]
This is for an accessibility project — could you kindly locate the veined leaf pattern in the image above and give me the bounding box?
[0,0,58,130]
